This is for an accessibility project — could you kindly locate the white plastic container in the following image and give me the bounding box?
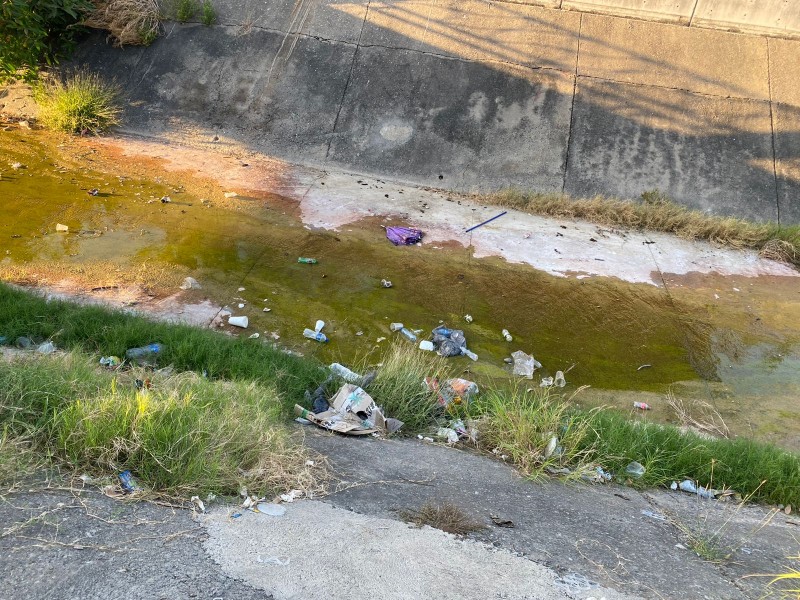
[228,315,249,328]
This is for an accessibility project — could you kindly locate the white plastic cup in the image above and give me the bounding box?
[419,340,434,351]
[229,315,249,328]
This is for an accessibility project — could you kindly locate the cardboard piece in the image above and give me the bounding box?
[295,384,401,436]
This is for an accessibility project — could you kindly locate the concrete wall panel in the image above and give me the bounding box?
[693,0,800,38]
[769,38,800,223]
[562,0,695,23]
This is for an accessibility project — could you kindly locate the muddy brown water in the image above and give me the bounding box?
[2,129,799,451]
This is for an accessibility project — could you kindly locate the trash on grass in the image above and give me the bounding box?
[190,496,206,512]
[633,401,651,410]
[303,319,327,342]
[125,343,163,363]
[381,279,393,288]
[419,340,435,351]
[386,226,423,246]
[625,461,646,478]
[512,350,541,379]
[99,355,121,368]
[674,479,716,499]
[229,315,249,328]
[544,435,558,459]
[248,333,260,339]
[425,377,479,409]
[430,326,473,358]
[36,341,56,354]
[464,314,473,323]
[294,383,402,436]
[280,490,304,503]
[390,322,404,332]
[554,370,566,388]
[329,362,362,383]
[118,470,140,493]
[56,223,69,232]
[297,257,317,264]
[179,276,201,290]
[502,329,512,342]
[399,327,417,342]
[540,377,554,387]
[436,427,459,444]
[224,191,238,198]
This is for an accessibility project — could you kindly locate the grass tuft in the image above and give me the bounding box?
[0,352,321,496]
[34,70,121,135]
[84,0,161,46]
[360,341,449,432]
[175,0,197,22]
[487,189,800,268]
[200,0,216,26]
[399,501,485,535]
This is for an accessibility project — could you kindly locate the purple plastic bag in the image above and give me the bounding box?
[386,226,423,246]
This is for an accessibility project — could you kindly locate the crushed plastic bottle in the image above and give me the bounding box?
[303,328,328,343]
[125,343,163,362]
[297,257,317,264]
[400,327,417,342]
[633,401,651,410]
[329,362,361,382]
[625,461,646,478]
[502,328,513,342]
[677,479,715,499]
[460,347,478,361]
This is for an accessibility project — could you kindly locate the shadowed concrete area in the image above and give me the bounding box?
[70,0,800,222]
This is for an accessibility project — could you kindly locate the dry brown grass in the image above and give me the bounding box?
[487,189,800,268]
[666,391,730,439]
[400,501,486,536]
[84,0,161,46]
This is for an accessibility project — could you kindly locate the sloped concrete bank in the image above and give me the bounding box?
[69,0,800,223]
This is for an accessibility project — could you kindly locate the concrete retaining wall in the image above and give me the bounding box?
[73,0,800,223]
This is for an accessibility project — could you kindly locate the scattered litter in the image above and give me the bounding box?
[431,326,466,357]
[237,303,245,309]
[229,315,249,328]
[125,343,163,363]
[625,461,646,478]
[280,490,304,503]
[329,362,362,383]
[256,556,290,566]
[540,377,554,387]
[674,479,716,499]
[88,188,99,196]
[390,322,404,332]
[256,503,286,516]
[544,435,558,458]
[263,307,271,312]
[490,515,515,528]
[231,512,243,519]
[15,336,32,349]
[511,350,541,379]
[376,337,386,343]
[134,378,151,391]
[554,370,566,388]
[355,331,363,336]
[504,357,513,364]
[297,257,317,264]
[436,427,459,444]
[303,319,327,342]
[36,341,56,354]
[118,470,140,493]
[238,287,246,292]
[190,496,206,512]
[637,364,652,371]
[501,329,512,342]
[641,509,667,521]
[11,162,23,170]
[399,327,417,342]
[386,226,423,246]
[224,191,238,198]
[419,340,435,351]
[633,401,651,410]
[248,333,260,339]
[422,437,434,442]
[305,460,315,467]
[584,467,612,483]
[425,377,479,409]
[179,277,201,290]
[160,196,171,203]
[56,223,69,232]
[295,383,402,435]
[381,279,393,288]
[465,211,507,233]
[464,314,473,323]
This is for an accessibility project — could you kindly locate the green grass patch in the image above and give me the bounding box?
[175,0,197,22]
[487,189,800,268]
[34,70,121,134]
[200,0,216,26]
[0,352,319,496]
[0,283,324,410]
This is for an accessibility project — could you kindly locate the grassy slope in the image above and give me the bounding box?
[1,283,798,505]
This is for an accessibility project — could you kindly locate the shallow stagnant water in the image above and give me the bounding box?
[2,129,799,451]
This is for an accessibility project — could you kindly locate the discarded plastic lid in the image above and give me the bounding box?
[419,340,435,351]
[257,503,287,516]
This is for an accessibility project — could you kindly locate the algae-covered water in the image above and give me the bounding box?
[2,129,799,450]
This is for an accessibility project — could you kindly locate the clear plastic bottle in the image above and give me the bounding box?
[400,327,417,342]
[303,328,328,343]
[125,343,163,361]
[330,362,361,382]
[460,347,478,361]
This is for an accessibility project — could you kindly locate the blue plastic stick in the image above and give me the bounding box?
[465,211,507,233]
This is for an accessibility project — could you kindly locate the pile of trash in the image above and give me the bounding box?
[0,336,58,355]
[392,324,479,361]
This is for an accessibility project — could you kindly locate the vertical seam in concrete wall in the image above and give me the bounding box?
[325,1,371,159]
[688,0,699,27]
[765,38,781,224]
[561,13,582,194]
